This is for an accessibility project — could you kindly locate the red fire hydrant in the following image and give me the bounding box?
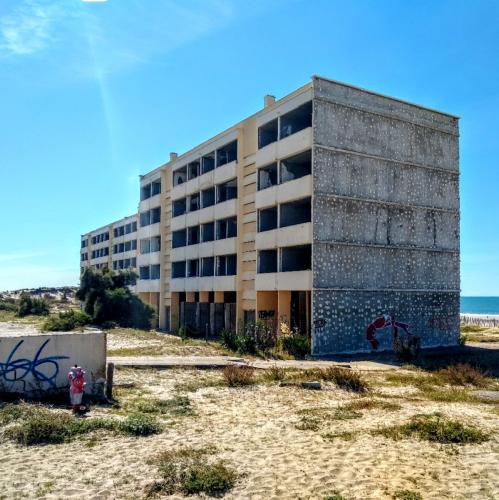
[68,365,86,413]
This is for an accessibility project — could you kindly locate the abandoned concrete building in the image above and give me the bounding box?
[80,76,460,355]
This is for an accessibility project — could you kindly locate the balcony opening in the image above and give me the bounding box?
[151,207,161,224]
[187,226,200,245]
[189,193,200,212]
[201,257,214,277]
[139,266,150,280]
[224,291,236,303]
[151,180,161,196]
[202,187,215,208]
[258,118,278,149]
[258,206,278,232]
[125,223,131,234]
[217,216,237,239]
[217,254,237,276]
[172,261,186,278]
[173,198,186,217]
[140,239,150,253]
[172,229,186,248]
[187,259,198,278]
[173,166,187,186]
[151,264,160,280]
[140,183,151,200]
[216,140,237,167]
[188,161,200,180]
[150,235,161,252]
[202,152,215,174]
[217,179,237,203]
[258,162,278,190]
[202,222,214,242]
[280,150,312,184]
[280,197,311,228]
[281,245,311,272]
[140,211,149,227]
[280,101,312,139]
[258,249,277,273]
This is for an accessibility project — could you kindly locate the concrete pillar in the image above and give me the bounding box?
[278,290,291,327]
[214,291,224,303]
[170,292,180,330]
[186,292,196,302]
[199,291,210,303]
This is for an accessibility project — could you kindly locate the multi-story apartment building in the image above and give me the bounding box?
[80,76,460,354]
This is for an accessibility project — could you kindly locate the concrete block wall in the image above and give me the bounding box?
[311,77,460,354]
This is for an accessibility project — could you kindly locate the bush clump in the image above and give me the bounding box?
[320,367,369,393]
[222,364,255,387]
[116,414,162,436]
[220,329,238,351]
[17,292,49,317]
[280,334,310,359]
[0,299,17,312]
[42,310,91,331]
[435,363,487,387]
[146,447,237,497]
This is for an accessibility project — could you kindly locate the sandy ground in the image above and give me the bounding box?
[1,367,498,500]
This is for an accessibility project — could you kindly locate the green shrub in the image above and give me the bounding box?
[177,326,188,341]
[222,364,255,387]
[0,300,17,312]
[117,414,162,436]
[263,365,286,382]
[394,490,423,500]
[281,334,310,358]
[181,461,237,495]
[252,321,277,351]
[235,333,257,355]
[220,329,238,351]
[42,310,91,331]
[17,292,49,317]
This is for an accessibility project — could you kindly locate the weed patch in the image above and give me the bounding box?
[222,365,255,387]
[322,431,357,441]
[393,490,423,500]
[434,364,488,387]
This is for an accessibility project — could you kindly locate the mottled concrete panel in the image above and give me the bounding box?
[311,290,459,354]
[313,148,459,210]
[313,77,459,136]
[314,101,458,172]
[313,197,459,251]
[313,243,459,290]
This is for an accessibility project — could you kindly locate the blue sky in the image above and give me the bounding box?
[0,0,497,295]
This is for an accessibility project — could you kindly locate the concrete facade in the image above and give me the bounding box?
[80,76,460,354]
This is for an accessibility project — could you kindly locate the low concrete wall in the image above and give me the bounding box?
[0,330,106,396]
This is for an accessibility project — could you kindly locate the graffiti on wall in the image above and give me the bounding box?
[0,339,69,391]
[366,314,413,350]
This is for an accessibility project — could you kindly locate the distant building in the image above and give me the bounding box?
[80,76,460,354]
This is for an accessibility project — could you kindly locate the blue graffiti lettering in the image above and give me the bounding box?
[0,339,69,391]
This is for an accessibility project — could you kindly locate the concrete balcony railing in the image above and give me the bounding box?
[255,270,312,291]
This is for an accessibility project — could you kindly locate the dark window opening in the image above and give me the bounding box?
[150,236,161,252]
[173,166,187,186]
[280,101,312,139]
[151,180,161,195]
[173,198,186,217]
[202,152,215,174]
[216,216,237,239]
[151,207,161,224]
[224,291,237,303]
[151,264,160,280]
[194,292,199,302]
[258,206,278,232]
[140,239,150,254]
[187,226,199,245]
[281,245,311,272]
[172,261,186,278]
[217,179,237,203]
[258,249,278,273]
[202,187,215,208]
[258,118,278,149]
[179,292,186,303]
[258,163,278,190]
[216,140,237,167]
[172,229,187,248]
[201,257,214,277]
[189,193,200,212]
[140,212,150,227]
[217,254,237,276]
[188,161,200,180]
[141,184,151,200]
[208,291,214,303]
[187,259,198,278]
[139,266,150,280]
[280,150,312,184]
[202,222,214,242]
[280,197,311,228]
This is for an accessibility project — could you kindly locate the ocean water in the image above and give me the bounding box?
[460,297,499,315]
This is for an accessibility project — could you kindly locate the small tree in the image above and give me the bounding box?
[17,292,49,317]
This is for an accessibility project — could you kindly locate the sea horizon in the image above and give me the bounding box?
[461,296,499,315]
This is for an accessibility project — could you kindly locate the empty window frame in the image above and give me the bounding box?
[258,206,278,232]
[132,221,137,232]
[280,101,312,140]
[139,266,150,280]
[150,236,161,252]
[201,187,215,208]
[150,264,161,280]
[281,245,311,272]
[151,180,161,196]
[216,140,237,167]
[217,179,237,203]
[280,150,312,184]
[216,254,237,276]
[81,239,88,248]
[125,223,131,234]
[151,207,161,224]
[187,226,200,246]
[201,152,215,174]
[140,212,149,227]
[189,193,200,212]
[258,249,278,273]
[188,161,200,180]
[172,261,186,279]
[172,229,186,248]
[216,216,237,239]
[258,118,278,149]
[172,198,186,217]
[173,166,187,186]
[202,222,214,242]
[140,239,150,254]
[140,184,151,200]
[257,162,278,190]
[201,257,214,277]
[279,197,311,228]
[187,259,199,278]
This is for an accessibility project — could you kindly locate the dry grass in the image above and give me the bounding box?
[222,364,255,387]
